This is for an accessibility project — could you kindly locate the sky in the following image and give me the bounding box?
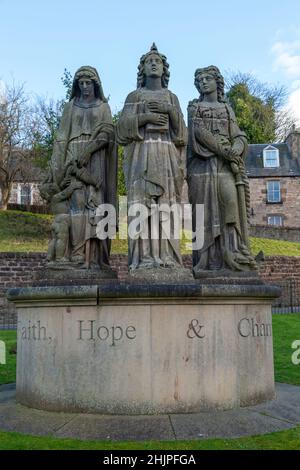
[0,0,300,125]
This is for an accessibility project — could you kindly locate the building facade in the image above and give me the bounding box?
[0,181,44,209]
[246,128,300,229]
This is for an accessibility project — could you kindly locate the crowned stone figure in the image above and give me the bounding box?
[117,44,190,280]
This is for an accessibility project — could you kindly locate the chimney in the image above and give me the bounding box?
[285,126,300,159]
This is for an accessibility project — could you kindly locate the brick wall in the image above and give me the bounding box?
[0,252,299,325]
[249,177,300,228]
[259,256,300,283]
[259,256,300,309]
[0,253,191,287]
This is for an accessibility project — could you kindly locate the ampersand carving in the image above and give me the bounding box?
[187,319,205,339]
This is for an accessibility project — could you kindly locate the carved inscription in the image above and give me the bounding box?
[18,317,272,348]
[187,319,205,339]
[20,320,52,343]
[238,318,272,338]
[78,320,136,346]
[186,317,272,340]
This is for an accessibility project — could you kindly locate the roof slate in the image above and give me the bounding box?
[245,143,300,177]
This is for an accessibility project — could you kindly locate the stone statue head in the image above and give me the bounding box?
[194,66,225,103]
[70,66,107,102]
[137,43,170,89]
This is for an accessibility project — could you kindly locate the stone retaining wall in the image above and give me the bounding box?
[0,252,299,325]
[250,225,300,243]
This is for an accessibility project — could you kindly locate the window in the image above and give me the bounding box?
[263,146,279,168]
[267,216,283,226]
[267,181,281,203]
[18,184,32,205]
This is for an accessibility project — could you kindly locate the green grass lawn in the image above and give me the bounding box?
[0,426,300,450]
[0,315,299,449]
[0,210,52,252]
[1,209,300,255]
[273,314,300,385]
[250,237,300,257]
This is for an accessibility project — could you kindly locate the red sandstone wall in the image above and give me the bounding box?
[0,252,299,322]
[0,252,299,287]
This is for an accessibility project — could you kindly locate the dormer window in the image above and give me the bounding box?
[263,145,279,168]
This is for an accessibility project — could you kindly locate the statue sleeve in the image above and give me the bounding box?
[91,103,115,143]
[169,92,187,147]
[50,101,73,186]
[116,92,143,145]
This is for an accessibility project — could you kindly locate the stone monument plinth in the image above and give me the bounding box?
[8,281,280,414]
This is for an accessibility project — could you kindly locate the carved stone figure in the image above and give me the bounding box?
[41,66,117,271]
[116,44,187,274]
[187,66,257,276]
[40,180,81,264]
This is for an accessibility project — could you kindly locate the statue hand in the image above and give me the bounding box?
[138,112,168,128]
[78,151,91,168]
[70,181,84,191]
[224,148,240,166]
[60,175,72,189]
[147,113,168,126]
[147,101,170,114]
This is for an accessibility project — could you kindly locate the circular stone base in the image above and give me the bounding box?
[1,382,299,441]
[8,282,280,414]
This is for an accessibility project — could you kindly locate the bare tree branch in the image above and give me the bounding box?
[0,81,39,209]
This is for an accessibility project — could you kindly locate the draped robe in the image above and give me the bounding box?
[117,88,187,269]
[50,98,117,267]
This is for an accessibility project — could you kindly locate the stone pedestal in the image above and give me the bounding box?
[8,282,280,414]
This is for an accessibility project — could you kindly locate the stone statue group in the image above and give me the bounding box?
[41,43,257,280]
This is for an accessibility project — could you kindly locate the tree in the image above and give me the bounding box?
[112,111,126,196]
[226,72,295,143]
[31,97,64,170]
[61,68,73,101]
[0,82,39,210]
[32,69,72,170]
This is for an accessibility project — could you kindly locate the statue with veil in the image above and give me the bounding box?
[40,66,117,274]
